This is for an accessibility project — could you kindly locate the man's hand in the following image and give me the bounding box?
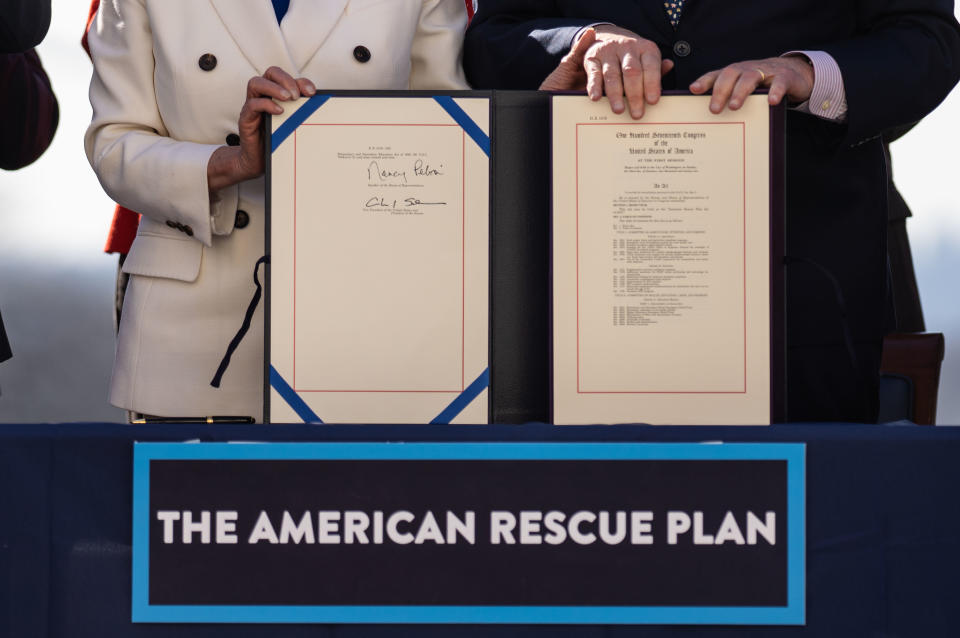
[539,28,594,95]
[540,26,673,119]
[690,56,814,113]
[208,67,316,192]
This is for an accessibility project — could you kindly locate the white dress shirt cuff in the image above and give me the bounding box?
[210,184,240,236]
[784,50,848,122]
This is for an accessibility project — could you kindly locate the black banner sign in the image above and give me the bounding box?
[132,442,804,624]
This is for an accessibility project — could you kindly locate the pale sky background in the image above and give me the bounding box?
[0,0,958,424]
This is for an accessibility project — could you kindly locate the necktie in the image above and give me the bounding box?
[664,0,685,28]
[271,0,290,22]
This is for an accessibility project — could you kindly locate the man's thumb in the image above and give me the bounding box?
[565,27,596,65]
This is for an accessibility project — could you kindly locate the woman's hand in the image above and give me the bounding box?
[207,67,316,192]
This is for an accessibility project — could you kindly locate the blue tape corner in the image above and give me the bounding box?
[269,366,322,423]
[271,94,331,152]
[431,368,490,424]
[433,95,490,157]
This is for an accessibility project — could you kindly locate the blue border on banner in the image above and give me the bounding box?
[133,442,805,625]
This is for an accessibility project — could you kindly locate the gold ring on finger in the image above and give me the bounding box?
[756,68,766,83]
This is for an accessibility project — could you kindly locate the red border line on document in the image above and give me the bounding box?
[574,121,749,395]
[293,124,466,394]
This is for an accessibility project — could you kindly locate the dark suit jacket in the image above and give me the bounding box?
[884,126,925,332]
[1,0,53,363]
[0,48,58,170]
[0,0,50,53]
[464,0,960,421]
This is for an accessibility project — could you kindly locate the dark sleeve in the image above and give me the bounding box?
[882,130,915,221]
[0,49,59,170]
[824,0,960,146]
[0,0,52,53]
[464,0,595,88]
[0,309,10,363]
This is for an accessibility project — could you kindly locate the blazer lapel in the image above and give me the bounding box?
[280,0,349,72]
[209,0,297,75]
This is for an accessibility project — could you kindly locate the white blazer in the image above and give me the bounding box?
[85,0,468,419]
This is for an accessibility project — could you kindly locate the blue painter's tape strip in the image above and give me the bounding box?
[430,368,489,424]
[269,365,323,423]
[271,94,331,152]
[433,96,490,156]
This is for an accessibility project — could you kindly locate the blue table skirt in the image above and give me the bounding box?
[1,422,958,637]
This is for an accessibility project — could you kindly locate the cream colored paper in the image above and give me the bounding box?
[270,97,489,423]
[552,95,771,425]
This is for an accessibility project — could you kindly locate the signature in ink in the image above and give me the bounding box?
[367,161,407,184]
[413,159,444,177]
[404,198,446,206]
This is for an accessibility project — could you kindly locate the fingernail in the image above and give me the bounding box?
[691,82,701,91]
[280,89,292,100]
[729,99,740,109]
[305,85,316,96]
